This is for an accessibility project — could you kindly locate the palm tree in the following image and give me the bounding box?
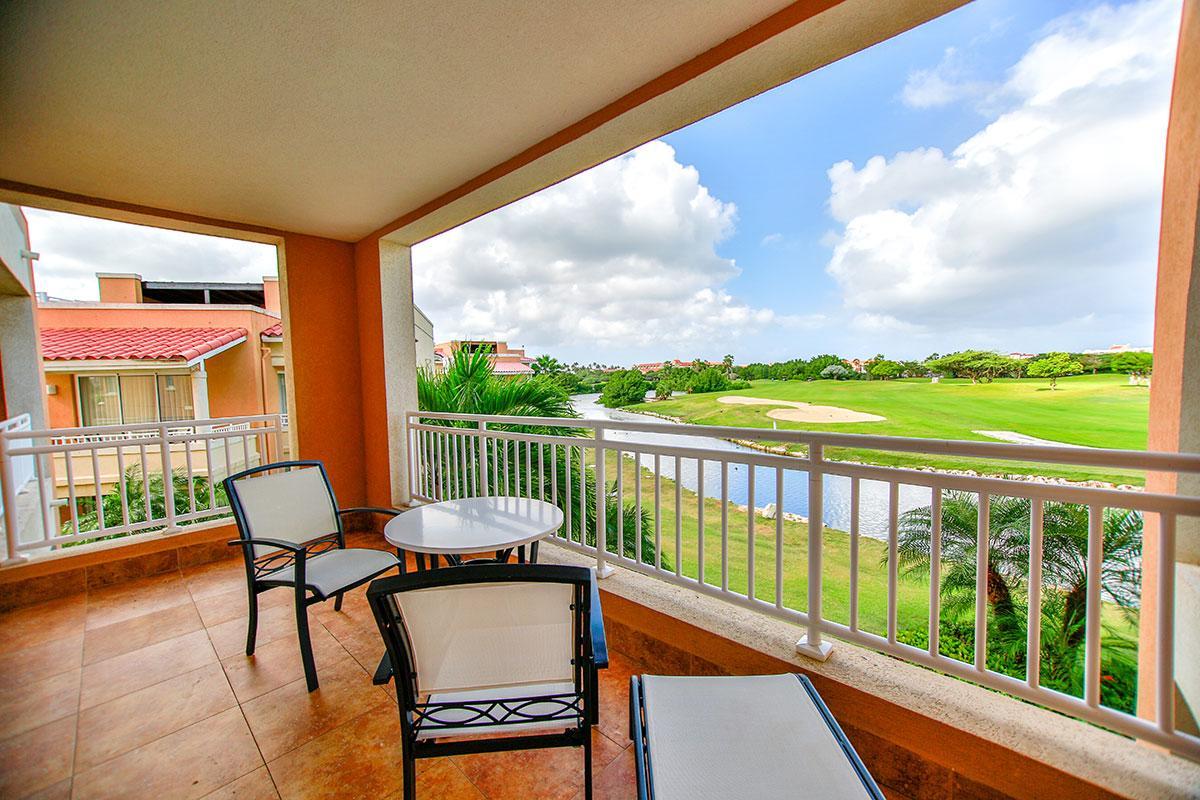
[894,492,1142,709]
[722,353,734,378]
[68,465,226,543]
[417,347,663,567]
[531,354,564,377]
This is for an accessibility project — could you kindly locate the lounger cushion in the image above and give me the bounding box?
[641,674,874,800]
[264,548,397,595]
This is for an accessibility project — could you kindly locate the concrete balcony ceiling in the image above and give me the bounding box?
[0,0,963,242]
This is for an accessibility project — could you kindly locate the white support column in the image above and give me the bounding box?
[379,239,419,506]
[190,363,210,422]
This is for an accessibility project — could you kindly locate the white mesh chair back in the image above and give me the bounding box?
[231,467,339,556]
[395,581,576,695]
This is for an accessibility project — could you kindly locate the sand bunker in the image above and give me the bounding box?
[975,430,1090,448]
[717,395,885,423]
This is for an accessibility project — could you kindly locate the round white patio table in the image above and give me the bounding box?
[384,496,564,569]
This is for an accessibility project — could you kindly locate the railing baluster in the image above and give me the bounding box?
[747,465,755,599]
[774,466,783,609]
[183,437,197,515]
[203,438,216,511]
[563,445,572,541]
[887,481,899,644]
[502,436,511,497]
[674,455,682,578]
[550,443,557,506]
[634,451,642,563]
[538,441,544,501]
[974,491,990,672]
[139,443,152,519]
[118,442,132,524]
[1026,499,1043,686]
[478,422,488,499]
[721,461,729,592]
[90,446,105,532]
[525,440,532,499]
[1084,504,1104,707]
[595,428,611,576]
[797,443,831,660]
[1157,512,1176,734]
[654,454,662,571]
[697,459,705,585]
[578,443,587,547]
[850,477,861,633]
[64,450,78,536]
[928,487,941,654]
[616,448,624,562]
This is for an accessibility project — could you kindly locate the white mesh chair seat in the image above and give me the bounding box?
[639,674,879,800]
[264,548,398,596]
[417,681,582,740]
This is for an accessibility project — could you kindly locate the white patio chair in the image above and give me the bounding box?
[368,563,608,800]
[225,460,401,691]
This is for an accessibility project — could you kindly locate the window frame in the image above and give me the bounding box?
[74,370,195,427]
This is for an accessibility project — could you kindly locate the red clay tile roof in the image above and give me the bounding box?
[40,327,247,362]
[261,322,283,339]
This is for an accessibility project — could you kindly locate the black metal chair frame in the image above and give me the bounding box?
[225,459,401,692]
[368,563,608,800]
[628,672,885,800]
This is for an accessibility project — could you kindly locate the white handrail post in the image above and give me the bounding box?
[797,443,832,660]
[478,420,488,498]
[159,422,177,532]
[1,433,28,564]
[594,425,614,578]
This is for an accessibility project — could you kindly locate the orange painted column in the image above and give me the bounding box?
[353,235,394,507]
[280,233,367,506]
[1140,0,1200,727]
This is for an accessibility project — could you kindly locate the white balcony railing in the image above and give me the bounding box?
[0,414,287,558]
[404,410,1200,761]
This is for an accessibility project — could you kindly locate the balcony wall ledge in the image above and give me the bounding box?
[539,543,1200,800]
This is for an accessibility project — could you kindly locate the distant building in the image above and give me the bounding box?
[849,358,867,374]
[1007,352,1037,360]
[1082,344,1153,355]
[633,359,719,374]
[435,340,533,375]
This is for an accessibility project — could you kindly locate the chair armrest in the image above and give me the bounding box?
[227,537,305,553]
[589,571,609,670]
[338,506,403,518]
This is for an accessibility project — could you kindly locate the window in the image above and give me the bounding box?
[77,376,120,427]
[276,371,287,414]
[76,372,195,426]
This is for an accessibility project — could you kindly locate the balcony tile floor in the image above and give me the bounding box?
[0,534,641,800]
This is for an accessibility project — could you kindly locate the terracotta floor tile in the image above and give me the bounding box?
[80,629,217,709]
[221,624,350,703]
[196,586,289,629]
[71,706,262,800]
[241,657,390,761]
[83,601,203,665]
[201,767,279,799]
[452,728,625,800]
[384,759,485,800]
[0,595,87,651]
[184,559,249,600]
[206,603,299,660]
[595,655,640,745]
[569,745,637,800]
[84,572,190,630]
[23,777,73,800]
[0,668,80,740]
[0,634,83,689]
[267,705,407,800]
[75,663,237,770]
[0,715,76,799]
[321,622,386,675]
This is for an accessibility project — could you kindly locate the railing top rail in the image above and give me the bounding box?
[0,413,33,433]
[406,410,1200,475]
[5,413,285,441]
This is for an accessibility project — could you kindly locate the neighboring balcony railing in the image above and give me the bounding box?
[0,414,287,559]
[404,410,1200,761]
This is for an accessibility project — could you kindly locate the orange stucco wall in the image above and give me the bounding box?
[97,275,142,303]
[37,304,278,427]
[280,233,368,507]
[353,235,391,508]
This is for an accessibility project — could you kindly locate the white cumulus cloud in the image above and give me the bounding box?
[827,0,1179,345]
[413,141,776,357]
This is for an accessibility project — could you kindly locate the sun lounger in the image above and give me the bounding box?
[629,673,884,800]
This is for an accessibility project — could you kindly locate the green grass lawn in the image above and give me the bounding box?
[629,374,1149,484]
[596,451,1137,690]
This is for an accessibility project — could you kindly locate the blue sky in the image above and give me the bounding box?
[413,0,1179,365]
[27,0,1180,367]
